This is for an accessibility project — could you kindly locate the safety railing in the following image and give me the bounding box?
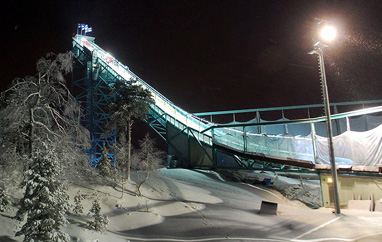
[73,36,213,145]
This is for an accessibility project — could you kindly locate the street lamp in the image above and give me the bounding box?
[320,25,337,42]
[309,19,341,214]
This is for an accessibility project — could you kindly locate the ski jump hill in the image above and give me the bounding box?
[72,34,382,174]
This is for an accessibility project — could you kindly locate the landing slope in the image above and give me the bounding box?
[1,169,382,242]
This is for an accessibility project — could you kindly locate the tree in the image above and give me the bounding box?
[87,199,109,233]
[0,52,90,176]
[107,79,154,181]
[73,191,84,215]
[0,52,90,240]
[0,185,10,212]
[110,141,130,198]
[97,143,112,177]
[15,143,70,242]
[133,133,164,196]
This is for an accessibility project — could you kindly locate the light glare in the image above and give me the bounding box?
[320,25,337,42]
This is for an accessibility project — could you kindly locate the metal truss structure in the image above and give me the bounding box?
[71,37,116,165]
[71,35,382,174]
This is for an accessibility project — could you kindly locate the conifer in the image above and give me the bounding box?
[0,185,10,212]
[87,199,109,233]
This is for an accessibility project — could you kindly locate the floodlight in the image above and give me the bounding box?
[320,25,337,42]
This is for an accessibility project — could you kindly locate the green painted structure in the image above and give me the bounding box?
[71,34,382,174]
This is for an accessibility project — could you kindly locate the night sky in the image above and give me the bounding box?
[2,0,382,114]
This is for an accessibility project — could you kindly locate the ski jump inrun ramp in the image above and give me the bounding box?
[72,35,382,172]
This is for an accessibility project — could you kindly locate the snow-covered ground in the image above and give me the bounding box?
[216,169,323,208]
[1,168,382,242]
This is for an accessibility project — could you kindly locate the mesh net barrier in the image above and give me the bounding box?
[214,114,382,166]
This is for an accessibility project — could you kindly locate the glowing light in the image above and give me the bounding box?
[320,25,337,42]
[80,37,93,51]
[327,177,333,183]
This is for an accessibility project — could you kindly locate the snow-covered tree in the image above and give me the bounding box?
[106,79,154,181]
[110,141,133,198]
[0,52,90,216]
[0,52,90,241]
[132,133,164,196]
[0,52,90,180]
[73,191,84,215]
[97,143,112,177]
[0,140,25,185]
[15,142,70,242]
[87,199,109,233]
[0,185,10,212]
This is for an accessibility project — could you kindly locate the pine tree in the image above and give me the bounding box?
[97,143,112,177]
[15,143,70,242]
[106,79,154,181]
[87,199,109,233]
[0,185,10,212]
[73,191,84,215]
[0,52,89,228]
[0,51,89,241]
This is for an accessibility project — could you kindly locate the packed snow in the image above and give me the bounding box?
[1,168,382,242]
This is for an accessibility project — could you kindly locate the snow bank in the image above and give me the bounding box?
[1,168,382,242]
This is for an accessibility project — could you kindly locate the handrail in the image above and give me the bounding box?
[201,105,382,133]
[194,99,382,116]
[73,36,175,107]
[73,36,214,142]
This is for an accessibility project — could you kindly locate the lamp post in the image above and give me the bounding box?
[309,20,341,214]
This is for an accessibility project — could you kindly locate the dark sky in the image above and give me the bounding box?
[2,0,382,114]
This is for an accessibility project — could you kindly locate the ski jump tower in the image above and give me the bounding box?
[71,33,382,171]
[71,34,215,167]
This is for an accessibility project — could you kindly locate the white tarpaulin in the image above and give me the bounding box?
[315,124,382,166]
[215,122,382,166]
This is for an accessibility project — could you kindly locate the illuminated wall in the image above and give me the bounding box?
[321,174,382,210]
